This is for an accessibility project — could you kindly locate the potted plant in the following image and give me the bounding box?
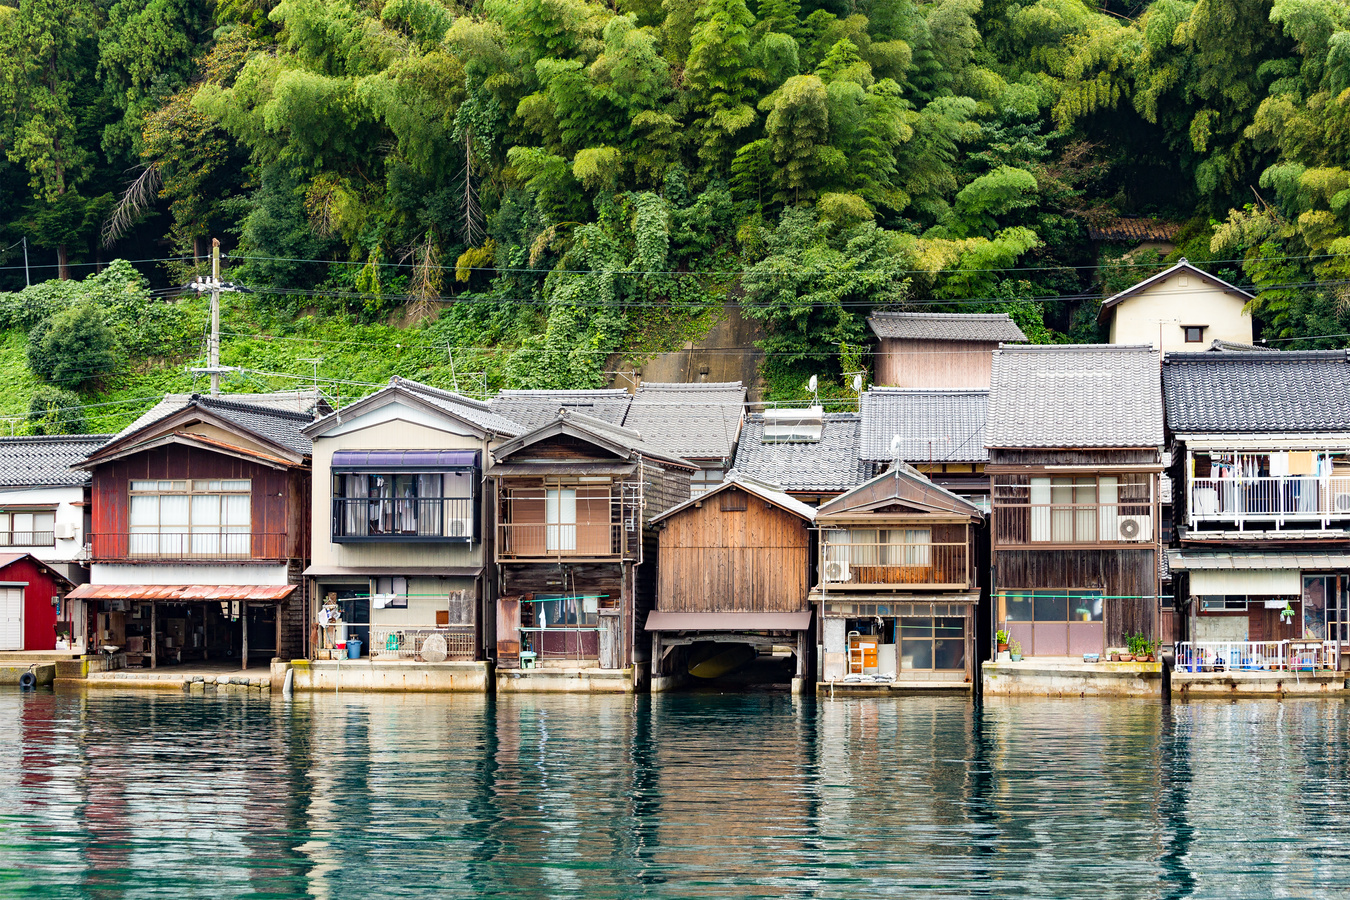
[1109,648,1121,662]
[1009,639,1023,662]
[996,629,1010,653]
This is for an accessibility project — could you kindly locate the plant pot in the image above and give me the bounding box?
[997,642,1009,653]
[1120,654,1134,662]
[1010,653,1023,662]
[1109,652,1120,662]
[1143,654,1154,663]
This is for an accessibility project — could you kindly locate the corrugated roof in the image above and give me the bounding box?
[0,434,111,487]
[1162,350,1350,434]
[987,344,1163,448]
[867,312,1026,343]
[732,413,868,493]
[858,389,988,463]
[489,389,632,432]
[1167,550,1350,570]
[622,382,745,460]
[67,584,297,601]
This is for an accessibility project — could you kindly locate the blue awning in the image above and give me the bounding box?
[331,449,479,471]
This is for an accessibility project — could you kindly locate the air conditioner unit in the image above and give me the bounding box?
[1116,515,1152,542]
[824,560,851,582]
[1335,492,1350,513]
[53,522,76,540]
[445,517,473,538]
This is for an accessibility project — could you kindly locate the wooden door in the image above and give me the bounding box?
[598,611,621,669]
[496,596,521,667]
[0,587,22,650]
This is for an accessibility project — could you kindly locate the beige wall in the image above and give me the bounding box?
[874,338,997,388]
[1108,273,1252,353]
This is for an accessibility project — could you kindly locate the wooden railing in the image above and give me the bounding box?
[993,503,1154,545]
[496,522,635,561]
[1189,476,1350,529]
[820,540,969,588]
[91,532,289,561]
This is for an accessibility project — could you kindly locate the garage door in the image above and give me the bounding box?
[0,587,22,650]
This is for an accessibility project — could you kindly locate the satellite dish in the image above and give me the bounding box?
[852,374,864,392]
[806,375,817,393]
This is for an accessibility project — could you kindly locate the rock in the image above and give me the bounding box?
[193,675,204,683]
[189,681,205,695]
[216,675,230,685]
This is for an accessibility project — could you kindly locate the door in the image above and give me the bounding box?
[0,587,22,650]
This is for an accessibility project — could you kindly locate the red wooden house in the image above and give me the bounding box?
[0,553,75,652]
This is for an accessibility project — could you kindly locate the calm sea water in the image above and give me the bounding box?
[1,688,1348,899]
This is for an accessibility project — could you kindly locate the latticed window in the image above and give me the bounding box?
[129,479,251,557]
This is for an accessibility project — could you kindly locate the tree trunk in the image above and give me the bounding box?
[57,244,69,281]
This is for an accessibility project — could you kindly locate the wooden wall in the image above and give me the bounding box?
[657,489,810,613]
[989,448,1160,467]
[91,446,307,560]
[875,338,997,389]
[996,547,1158,645]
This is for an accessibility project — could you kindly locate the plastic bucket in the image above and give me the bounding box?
[347,639,362,659]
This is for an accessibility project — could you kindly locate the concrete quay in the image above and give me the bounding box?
[983,657,1164,697]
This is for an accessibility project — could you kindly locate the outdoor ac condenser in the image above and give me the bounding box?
[1116,515,1152,542]
[824,560,850,582]
[445,517,473,538]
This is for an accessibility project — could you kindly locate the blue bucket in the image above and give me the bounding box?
[347,639,362,659]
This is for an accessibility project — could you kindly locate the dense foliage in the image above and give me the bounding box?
[1,0,1349,413]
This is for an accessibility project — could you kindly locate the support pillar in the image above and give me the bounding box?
[150,602,157,670]
[274,601,283,662]
[241,602,249,671]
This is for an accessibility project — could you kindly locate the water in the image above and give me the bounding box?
[2,689,1349,899]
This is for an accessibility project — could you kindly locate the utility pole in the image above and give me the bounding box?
[210,238,222,395]
[21,237,29,288]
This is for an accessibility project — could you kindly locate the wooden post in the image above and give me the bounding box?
[150,602,157,670]
[274,601,283,662]
[241,602,249,671]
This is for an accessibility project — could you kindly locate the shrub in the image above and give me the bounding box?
[27,386,88,435]
[27,304,124,390]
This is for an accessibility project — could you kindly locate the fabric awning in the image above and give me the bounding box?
[303,565,483,578]
[332,449,479,470]
[1189,569,1301,595]
[1168,550,1350,570]
[67,584,297,602]
[644,611,812,632]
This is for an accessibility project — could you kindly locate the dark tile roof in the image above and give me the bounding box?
[1162,350,1350,434]
[1087,217,1181,243]
[987,345,1163,448]
[0,435,111,487]
[395,380,524,437]
[102,392,321,458]
[732,413,868,493]
[867,312,1026,343]
[858,389,988,463]
[489,389,632,432]
[111,390,328,445]
[622,382,745,460]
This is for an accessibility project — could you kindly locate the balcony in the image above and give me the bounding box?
[92,531,288,561]
[0,531,55,548]
[332,497,475,542]
[819,538,970,590]
[496,522,636,562]
[1188,476,1350,531]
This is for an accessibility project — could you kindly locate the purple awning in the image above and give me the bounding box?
[332,449,479,470]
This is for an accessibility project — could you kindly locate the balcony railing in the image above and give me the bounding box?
[332,497,475,542]
[993,503,1155,546]
[0,531,55,547]
[1173,640,1342,672]
[820,540,969,588]
[1189,476,1350,529]
[497,522,635,561]
[369,625,476,661]
[92,532,288,561]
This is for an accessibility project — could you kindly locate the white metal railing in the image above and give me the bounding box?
[1189,475,1350,528]
[369,625,476,661]
[1173,640,1342,673]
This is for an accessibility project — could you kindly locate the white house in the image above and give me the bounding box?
[1099,259,1255,354]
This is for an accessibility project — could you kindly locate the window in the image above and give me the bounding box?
[0,510,55,546]
[1184,325,1205,343]
[1199,595,1249,611]
[334,472,474,540]
[690,468,724,496]
[129,480,250,557]
[900,616,966,670]
[372,576,408,609]
[545,488,577,552]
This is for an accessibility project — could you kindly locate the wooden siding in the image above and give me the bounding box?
[657,488,810,613]
[995,547,1158,645]
[989,448,1161,466]
[90,445,307,561]
[875,338,997,389]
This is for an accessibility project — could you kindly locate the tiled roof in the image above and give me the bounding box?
[110,390,327,446]
[1162,350,1350,434]
[1100,259,1254,317]
[489,389,632,432]
[395,380,524,437]
[858,389,988,463]
[622,382,745,460]
[1208,338,1273,352]
[867,312,1026,343]
[0,435,111,487]
[732,413,868,493]
[557,409,691,468]
[987,345,1164,448]
[100,391,322,458]
[1087,218,1181,243]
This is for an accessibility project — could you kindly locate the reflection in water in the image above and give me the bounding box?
[4,690,1350,898]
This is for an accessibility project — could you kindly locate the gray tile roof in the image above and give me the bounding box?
[396,380,524,437]
[110,390,328,446]
[732,413,868,493]
[987,344,1164,448]
[859,389,988,463]
[1208,338,1273,352]
[1162,350,1350,434]
[868,312,1026,342]
[622,382,746,460]
[489,389,632,432]
[556,409,692,468]
[102,391,322,458]
[0,435,112,487]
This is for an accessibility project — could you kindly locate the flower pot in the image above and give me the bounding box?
[1010,653,1023,662]
[1109,652,1120,662]
[1120,654,1134,662]
[997,642,1009,653]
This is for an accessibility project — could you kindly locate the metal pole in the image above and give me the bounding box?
[21,237,29,287]
[210,238,221,395]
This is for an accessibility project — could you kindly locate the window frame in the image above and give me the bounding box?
[128,479,252,558]
[0,509,56,547]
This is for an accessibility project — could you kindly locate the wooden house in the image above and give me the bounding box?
[302,378,522,665]
[1163,350,1350,667]
[490,409,695,689]
[67,392,324,669]
[859,388,991,508]
[813,465,984,687]
[0,553,75,652]
[987,345,1164,658]
[1100,259,1255,355]
[645,475,816,691]
[867,312,1026,389]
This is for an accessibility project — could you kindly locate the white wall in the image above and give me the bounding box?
[0,485,86,563]
[92,563,290,585]
[1108,272,1253,353]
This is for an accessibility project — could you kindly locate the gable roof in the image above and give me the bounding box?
[650,473,816,525]
[987,344,1163,448]
[1098,258,1255,322]
[489,389,632,432]
[1162,350,1350,434]
[492,409,696,470]
[1208,338,1273,352]
[867,311,1026,343]
[622,382,746,460]
[732,412,868,493]
[859,389,988,463]
[815,464,983,520]
[111,390,328,446]
[0,552,74,589]
[306,377,523,439]
[0,435,112,488]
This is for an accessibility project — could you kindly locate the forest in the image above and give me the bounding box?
[1,0,1349,427]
